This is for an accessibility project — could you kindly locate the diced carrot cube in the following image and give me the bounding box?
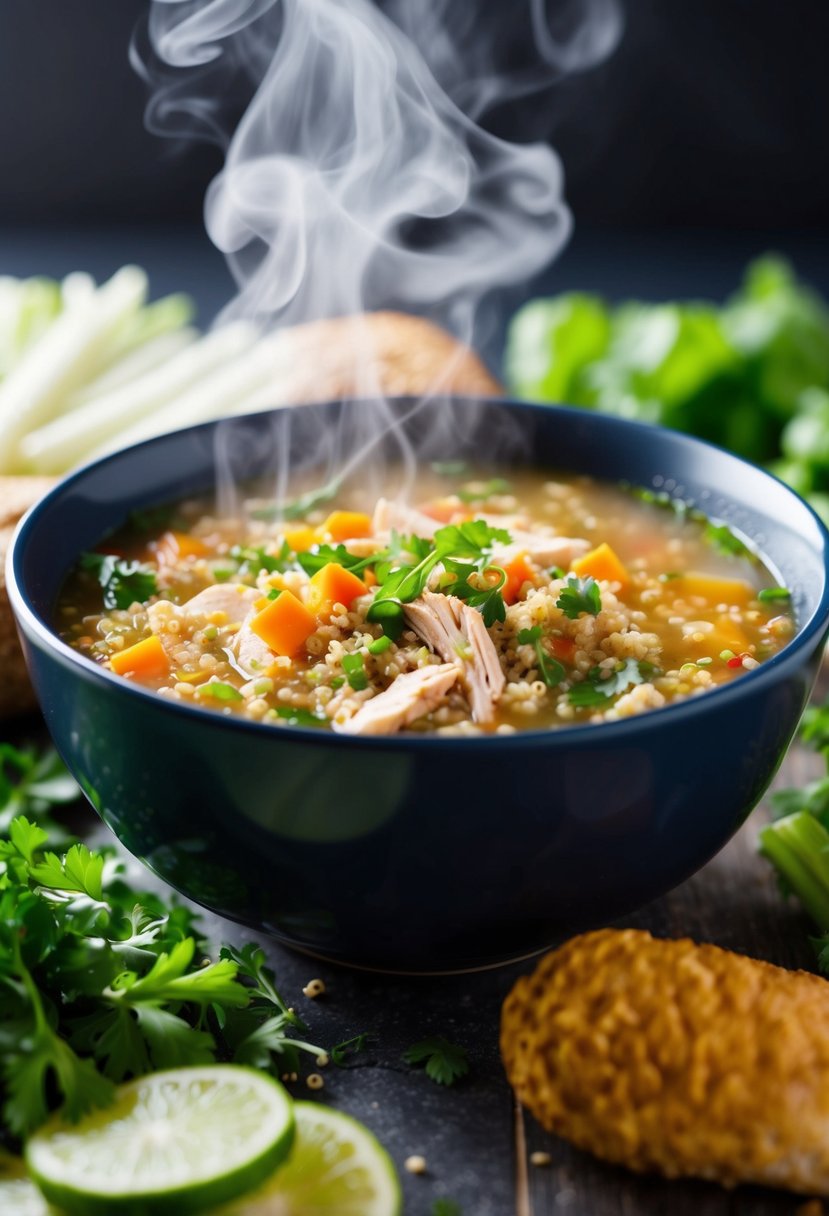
[283,526,319,553]
[549,635,577,664]
[670,572,754,608]
[318,511,373,542]
[152,530,210,565]
[502,551,536,605]
[306,563,367,615]
[250,591,316,657]
[571,542,630,589]
[110,635,170,680]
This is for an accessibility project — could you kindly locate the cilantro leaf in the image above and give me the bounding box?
[568,659,658,708]
[230,542,292,576]
[80,553,158,610]
[556,575,602,620]
[516,627,566,689]
[0,746,78,838]
[403,1036,469,1086]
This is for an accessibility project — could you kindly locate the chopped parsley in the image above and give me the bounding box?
[368,519,511,637]
[556,574,602,620]
[342,653,369,691]
[403,1036,469,1087]
[438,560,507,628]
[80,553,158,611]
[517,627,566,688]
[230,542,292,576]
[568,659,658,708]
[0,749,324,1138]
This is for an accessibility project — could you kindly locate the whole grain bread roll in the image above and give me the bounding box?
[502,928,829,1196]
[0,476,58,719]
[260,311,503,406]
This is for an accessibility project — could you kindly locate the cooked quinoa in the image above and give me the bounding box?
[57,469,794,736]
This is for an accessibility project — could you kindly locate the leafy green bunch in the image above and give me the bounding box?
[0,747,322,1142]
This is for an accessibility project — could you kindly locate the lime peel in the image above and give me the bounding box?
[25,1065,294,1216]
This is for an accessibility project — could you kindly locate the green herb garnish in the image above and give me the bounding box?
[431,460,467,477]
[568,659,657,708]
[517,627,566,689]
[0,750,323,1138]
[403,1036,469,1087]
[368,520,511,637]
[250,483,340,523]
[758,586,791,603]
[556,574,602,620]
[80,553,158,611]
[230,542,293,577]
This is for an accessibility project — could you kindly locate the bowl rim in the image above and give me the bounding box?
[8,396,829,751]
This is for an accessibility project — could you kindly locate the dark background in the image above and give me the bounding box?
[1,0,828,229]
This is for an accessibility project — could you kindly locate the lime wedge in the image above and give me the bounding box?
[0,1152,52,1216]
[25,1066,294,1216]
[211,1101,402,1215]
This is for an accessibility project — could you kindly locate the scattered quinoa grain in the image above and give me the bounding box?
[404,1155,427,1175]
[303,978,326,998]
[530,1151,552,1167]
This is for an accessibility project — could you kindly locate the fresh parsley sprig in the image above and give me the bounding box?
[516,627,566,688]
[403,1036,469,1086]
[368,520,511,637]
[569,659,657,708]
[79,553,158,611]
[0,748,323,1140]
[556,575,602,620]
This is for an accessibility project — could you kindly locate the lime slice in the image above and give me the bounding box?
[25,1066,294,1216]
[211,1101,402,1215]
[0,1152,52,1215]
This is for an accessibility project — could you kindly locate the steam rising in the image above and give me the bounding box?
[135,0,622,506]
[138,0,621,335]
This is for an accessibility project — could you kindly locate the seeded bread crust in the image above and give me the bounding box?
[0,476,57,719]
[501,928,829,1195]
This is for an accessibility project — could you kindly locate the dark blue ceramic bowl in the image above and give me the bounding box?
[8,397,829,972]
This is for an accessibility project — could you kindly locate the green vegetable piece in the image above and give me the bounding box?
[403,1036,469,1087]
[505,293,610,403]
[757,587,791,603]
[516,626,566,689]
[759,812,829,930]
[368,636,393,655]
[273,706,327,727]
[202,682,244,702]
[556,575,602,620]
[80,553,158,611]
[342,653,369,691]
[704,524,753,560]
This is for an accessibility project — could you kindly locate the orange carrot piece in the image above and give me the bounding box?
[250,590,316,657]
[110,635,170,680]
[153,530,210,565]
[571,542,630,589]
[318,511,373,542]
[283,526,318,553]
[549,635,577,664]
[502,551,536,605]
[670,572,754,608]
[307,563,367,615]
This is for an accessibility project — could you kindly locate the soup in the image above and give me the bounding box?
[57,469,794,736]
